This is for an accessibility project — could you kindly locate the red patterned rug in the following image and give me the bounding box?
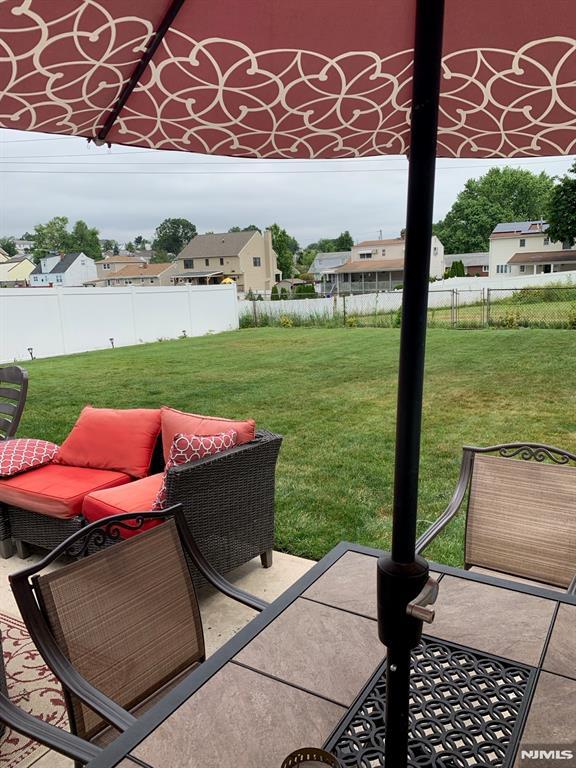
[0,612,68,767]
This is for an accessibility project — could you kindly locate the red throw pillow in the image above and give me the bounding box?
[0,439,59,478]
[153,429,238,510]
[160,407,255,462]
[55,407,161,479]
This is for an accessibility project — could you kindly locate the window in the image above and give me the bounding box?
[56,275,62,282]
[519,238,526,247]
[496,264,510,274]
[150,279,154,284]
[220,257,224,265]
[519,265,525,273]
[253,257,261,267]
[433,247,438,256]
[381,249,386,257]
[103,263,111,270]
[543,237,550,246]
[183,259,194,269]
[482,265,488,273]
[359,252,372,260]
[205,258,210,266]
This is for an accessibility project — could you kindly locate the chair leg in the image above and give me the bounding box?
[260,549,273,568]
[0,539,14,559]
[14,540,30,560]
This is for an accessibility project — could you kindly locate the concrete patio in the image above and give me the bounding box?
[0,548,314,767]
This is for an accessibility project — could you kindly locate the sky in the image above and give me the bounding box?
[1,128,574,249]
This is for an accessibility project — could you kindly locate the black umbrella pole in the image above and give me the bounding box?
[377,0,445,765]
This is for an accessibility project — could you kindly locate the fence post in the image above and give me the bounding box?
[343,294,347,326]
[486,288,491,327]
[252,299,258,327]
[451,290,455,328]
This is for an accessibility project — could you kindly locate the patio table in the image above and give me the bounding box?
[87,542,576,768]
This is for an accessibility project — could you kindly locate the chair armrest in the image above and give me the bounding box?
[0,692,100,763]
[416,449,473,555]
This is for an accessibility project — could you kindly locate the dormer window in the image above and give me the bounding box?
[543,237,550,246]
[359,252,372,260]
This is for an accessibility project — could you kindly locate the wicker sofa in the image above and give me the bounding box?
[0,429,282,588]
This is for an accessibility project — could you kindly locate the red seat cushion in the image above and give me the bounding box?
[83,473,164,538]
[55,406,161,478]
[160,406,254,461]
[0,464,132,519]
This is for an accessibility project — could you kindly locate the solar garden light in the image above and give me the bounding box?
[109,338,115,349]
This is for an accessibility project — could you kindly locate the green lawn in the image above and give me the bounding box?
[17,328,576,566]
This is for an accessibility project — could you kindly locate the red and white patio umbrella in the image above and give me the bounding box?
[1,1,575,765]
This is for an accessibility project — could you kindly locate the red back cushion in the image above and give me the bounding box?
[153,429,238,510]
[160,407,255,461]
[55,407,161,478]
[0,438,59,477]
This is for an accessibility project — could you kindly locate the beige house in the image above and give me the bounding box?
[94,253,151,280]
[0,255,36,286]
[489,221,576,277]
[321,236,444,293]
[85,262,174,287]
[168,230,281,294]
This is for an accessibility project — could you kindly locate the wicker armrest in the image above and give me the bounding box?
[415,449,473,555]
[0,693,100,763]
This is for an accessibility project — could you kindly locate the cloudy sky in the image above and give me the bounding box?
[1,128,574,248]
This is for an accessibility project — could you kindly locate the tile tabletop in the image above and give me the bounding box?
[131,662,345,768]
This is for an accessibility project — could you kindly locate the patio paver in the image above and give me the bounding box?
[543,604,576,679]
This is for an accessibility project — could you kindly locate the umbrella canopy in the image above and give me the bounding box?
[1,0,575,158]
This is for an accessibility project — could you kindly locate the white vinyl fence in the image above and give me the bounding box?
[0,284,239,363]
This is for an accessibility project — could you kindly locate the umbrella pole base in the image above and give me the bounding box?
[377,554,430,767]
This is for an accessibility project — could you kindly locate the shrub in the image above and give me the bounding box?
[245,289,255,301]
[568,304,576,329]
[393,306,403,327]
[503,309,521,328]
[279,314,294,327]
[271,285,280,301]
[280,287,290,300]
[508,283,576,304]
[346,316,358,327]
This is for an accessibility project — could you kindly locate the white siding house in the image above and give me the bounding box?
[29,253,97,287]
[489,221,576,277]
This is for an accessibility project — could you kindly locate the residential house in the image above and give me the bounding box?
[85,261,174,287]
[0,255,35,287]
[29,252,97,287]
[13,239,34,256]
[320,236,444,293]
[444,252,489,277]
[0,247,10,262]
[168,230,281,294]
[92,253,152,283]
[489,221,576,277]
[309,251,351,285]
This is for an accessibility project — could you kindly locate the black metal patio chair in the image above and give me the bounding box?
[416,441,576,593]
[9,504,268,752]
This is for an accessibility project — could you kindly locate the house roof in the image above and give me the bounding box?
[507,249,576,264]
[171,271,224,278]
[332,258,405,273]
[100,254,148,264]
[444,252,489,267]
[177,231,255,260]
[309,251,351,272]
[50,253,83,273]
[112,263,173,278]
[355,238,405,248]
[491,221,548,237]
[6,255,32,263]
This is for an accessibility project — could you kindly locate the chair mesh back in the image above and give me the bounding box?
[0,366,27,439]
[466,455,576,588]
[36,521,204,740]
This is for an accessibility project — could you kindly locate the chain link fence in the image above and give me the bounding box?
[240,285,576,330]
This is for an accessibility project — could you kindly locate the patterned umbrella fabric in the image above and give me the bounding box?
[1,0,575,159]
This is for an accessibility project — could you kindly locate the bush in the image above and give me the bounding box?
[279,314,294,327]
[271,285,280,301]
[503,309,521,328]
[508,283,576,304]
[280,287,290,300]
[568,304,576,329]
[393,306,402,327]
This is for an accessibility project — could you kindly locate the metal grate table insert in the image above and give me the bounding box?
[325,636,537,768]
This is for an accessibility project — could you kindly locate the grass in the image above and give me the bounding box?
[17,327,576,566]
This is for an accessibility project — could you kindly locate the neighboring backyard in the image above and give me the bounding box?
[16,327,576,567]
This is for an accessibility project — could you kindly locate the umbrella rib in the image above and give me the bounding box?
[96,0,188,144]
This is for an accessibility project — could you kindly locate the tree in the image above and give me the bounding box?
[228,224,261,233]
[101,239,117,253]
[32,216,71,260]
[447,259,465,278]
[334,230,354,251]
[125,241,135,253]
[133,235,149,250]
[21,231,34,240]
[153,218,197,255]
[150,249,171,263]
[547,162,576,247]
[69,219,102,260]
[0,237,17,257]
[268,223,294,278]
[433,167,554,254]
[271,284,280,300]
